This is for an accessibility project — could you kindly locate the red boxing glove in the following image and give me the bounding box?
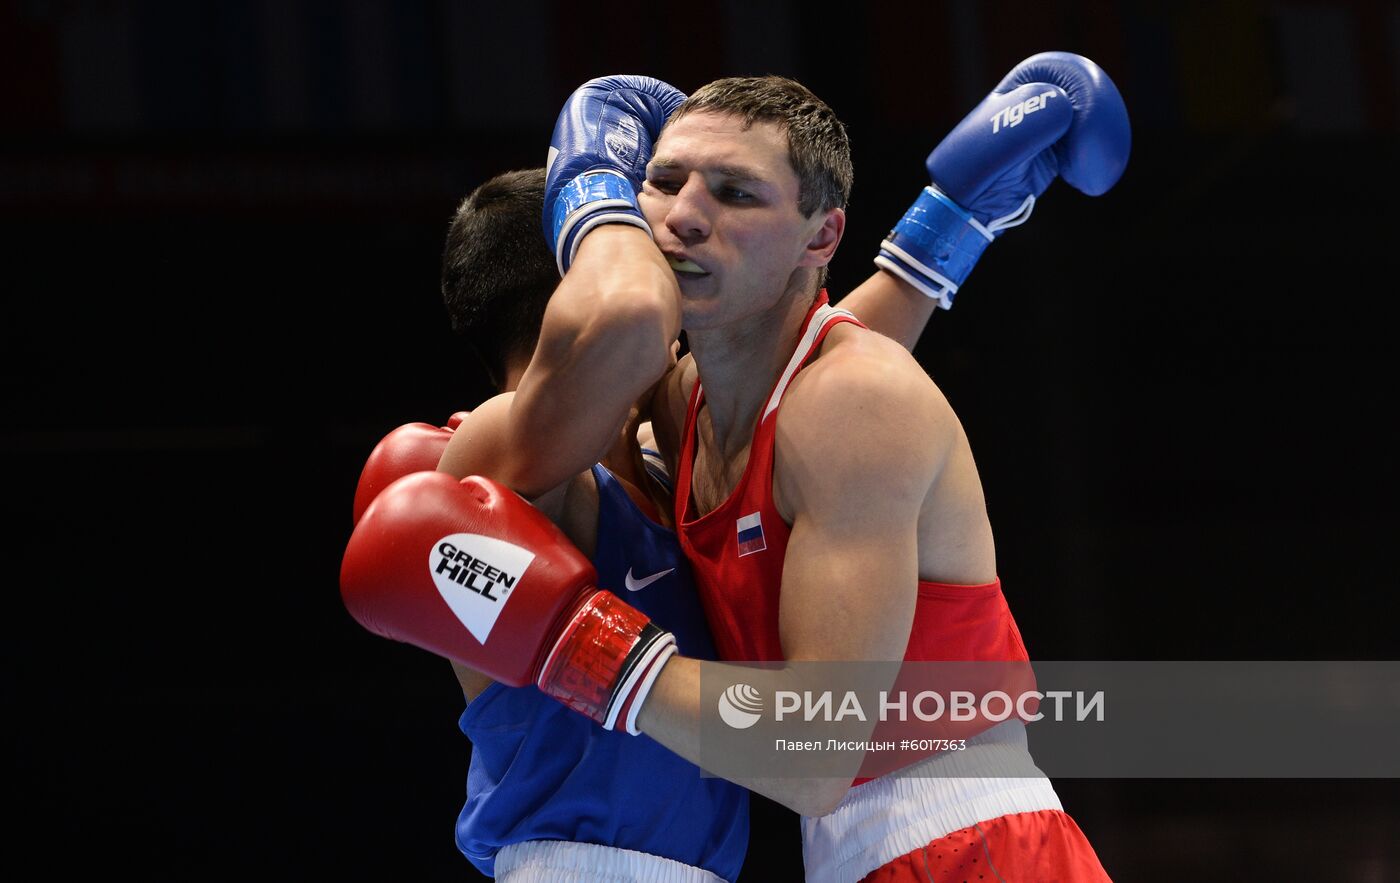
[340,473,677,734]
[351,413,468,525]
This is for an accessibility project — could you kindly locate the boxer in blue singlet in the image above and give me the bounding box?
[354,168,747,881]
[436,169,747,882]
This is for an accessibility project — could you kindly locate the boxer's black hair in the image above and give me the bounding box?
[669,76,853,219]
[441,168,558,389]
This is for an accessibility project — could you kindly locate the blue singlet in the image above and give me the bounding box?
[455,464,748,880]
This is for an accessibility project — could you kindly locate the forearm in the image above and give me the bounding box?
[504,226,680,496]
[542,223,680,380]
[839,270,939,351]
[636,656,865,817]
[565,224,681,328]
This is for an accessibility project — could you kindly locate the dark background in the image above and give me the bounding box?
[4,1,1397,879]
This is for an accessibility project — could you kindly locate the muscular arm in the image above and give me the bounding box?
[447,225,682,500]
[637,336,950,815]
[837,270,939,352]
[436,226,682,700]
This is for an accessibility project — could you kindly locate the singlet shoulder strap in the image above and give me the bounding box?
[760,303,859,421]
[639,447,671,493]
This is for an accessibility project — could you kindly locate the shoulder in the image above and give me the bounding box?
[775,325,954,512]
[436,392,515,478]
[785,323,953,443]
[437,391,598,532]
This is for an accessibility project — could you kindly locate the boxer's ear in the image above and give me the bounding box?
[799,207,845,268]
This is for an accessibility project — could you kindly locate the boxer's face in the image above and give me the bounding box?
[642,111,839,331]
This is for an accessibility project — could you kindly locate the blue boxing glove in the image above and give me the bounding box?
[875,52,1131,309]
[544,75,687,275]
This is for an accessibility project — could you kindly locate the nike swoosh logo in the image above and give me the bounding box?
[624,567,675,592]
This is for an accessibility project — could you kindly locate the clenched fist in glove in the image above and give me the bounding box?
[875,52,1131,308]
[351,412,469,525]
[341,473,676,734]
[544,75,686,274]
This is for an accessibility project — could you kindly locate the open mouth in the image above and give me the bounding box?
[666,256,710,277]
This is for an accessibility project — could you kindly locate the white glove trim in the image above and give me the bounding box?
[984,194,1037,234]
[563,211,653,274]
[623,641,678,736]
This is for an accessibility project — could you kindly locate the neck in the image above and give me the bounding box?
[687,281,817,455]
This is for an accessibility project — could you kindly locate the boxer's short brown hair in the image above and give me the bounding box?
[669,76,853,218]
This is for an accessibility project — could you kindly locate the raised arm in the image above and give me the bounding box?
[435,76,691,498]
[838,272,936,351]
[843,52,1131,349]
[435,228,678,499]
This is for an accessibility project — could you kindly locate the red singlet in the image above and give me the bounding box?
[675,294,1030,667]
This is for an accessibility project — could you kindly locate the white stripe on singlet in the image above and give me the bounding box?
[495,840,726,883]
[760,303,855,422]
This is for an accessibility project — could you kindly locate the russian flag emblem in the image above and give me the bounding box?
[736,512,766,557]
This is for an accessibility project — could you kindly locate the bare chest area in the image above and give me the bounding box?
[689,426,754,519]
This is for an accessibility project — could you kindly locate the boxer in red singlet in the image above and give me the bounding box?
[550,73,1122,881]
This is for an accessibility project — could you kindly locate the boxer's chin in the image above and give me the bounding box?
[678,285,723,331]
[674,270,720,311]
